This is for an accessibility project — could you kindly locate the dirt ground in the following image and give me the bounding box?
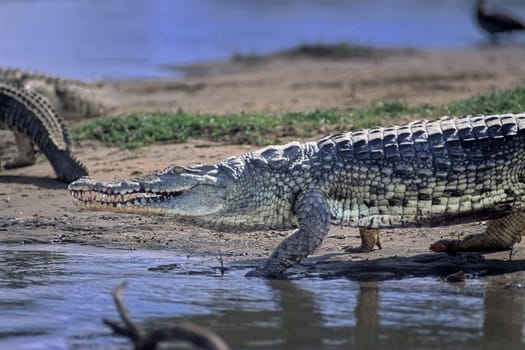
[1,46,525,279]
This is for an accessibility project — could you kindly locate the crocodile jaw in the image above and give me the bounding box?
[68,167,228,217]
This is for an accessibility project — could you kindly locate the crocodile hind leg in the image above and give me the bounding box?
[430,212,525,253]
[246,189,330,278]
[360,228,382,252]
[4,131,37,169]
[344,228,382,253]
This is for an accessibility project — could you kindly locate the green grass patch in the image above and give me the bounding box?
[73,86,525,149]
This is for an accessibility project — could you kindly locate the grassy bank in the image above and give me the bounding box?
[73,86,525,149]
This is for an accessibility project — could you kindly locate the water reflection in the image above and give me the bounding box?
[136,277,525,350]
[0,245,525,349]
[482,279,525,347]
[0,250,66,289]
[139,279,344,349]
[0,250,68,345]
[270,280,331,349]
[354,282,380,349]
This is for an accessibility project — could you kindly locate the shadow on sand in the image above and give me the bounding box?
[0,175,67,190]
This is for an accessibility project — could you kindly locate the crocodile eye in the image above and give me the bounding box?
[169,166,185,175]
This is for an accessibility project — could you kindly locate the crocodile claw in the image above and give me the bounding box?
[245,268,284,279]
[429,239,459,253]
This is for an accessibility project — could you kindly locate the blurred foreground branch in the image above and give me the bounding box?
[104,282,230,350]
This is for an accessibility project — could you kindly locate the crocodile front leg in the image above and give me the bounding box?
[4,131,37,169]
[246,189,330,278]
[430,212,525,253]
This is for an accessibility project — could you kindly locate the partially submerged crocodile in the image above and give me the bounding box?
[0,82,88,182]
[69,113,525,277]
[0,67,107,119]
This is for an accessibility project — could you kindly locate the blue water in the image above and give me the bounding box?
[1,244,525,350]
[0,0,524,80]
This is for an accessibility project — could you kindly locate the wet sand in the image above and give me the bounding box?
[1,46,525,280]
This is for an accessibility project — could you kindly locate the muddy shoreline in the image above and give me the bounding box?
[2,46,525,280]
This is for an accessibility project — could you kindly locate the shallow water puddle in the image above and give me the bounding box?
[1,244,525,349]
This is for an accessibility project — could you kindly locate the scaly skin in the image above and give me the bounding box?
[69,113,525,277]
[0,82,88,182]
[0,67,106,119]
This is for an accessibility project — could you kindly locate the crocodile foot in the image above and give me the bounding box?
[245,267,285,279]
[245,268,266,278]
[3,156,37,169]
[343,245,376,253]
[429,239,460,253]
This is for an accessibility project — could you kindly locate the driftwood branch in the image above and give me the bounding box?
[296,252,525,281]
[104,282,230,350]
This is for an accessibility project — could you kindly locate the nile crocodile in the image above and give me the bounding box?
[69,113,525,277]
[0,82,88,182]
[0,67,107,119]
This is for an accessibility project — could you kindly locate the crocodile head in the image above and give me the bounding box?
[68,163,233,220]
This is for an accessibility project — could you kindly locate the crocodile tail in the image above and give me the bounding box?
[47,149,89,183]
[0,82,88,182]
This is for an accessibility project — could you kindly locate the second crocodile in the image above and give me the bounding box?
[0,67,108,119]
[0,82,88,182]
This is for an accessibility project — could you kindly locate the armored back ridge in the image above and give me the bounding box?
[0,82,88,182]
[69,113,525,277]
[310,115,525,227]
